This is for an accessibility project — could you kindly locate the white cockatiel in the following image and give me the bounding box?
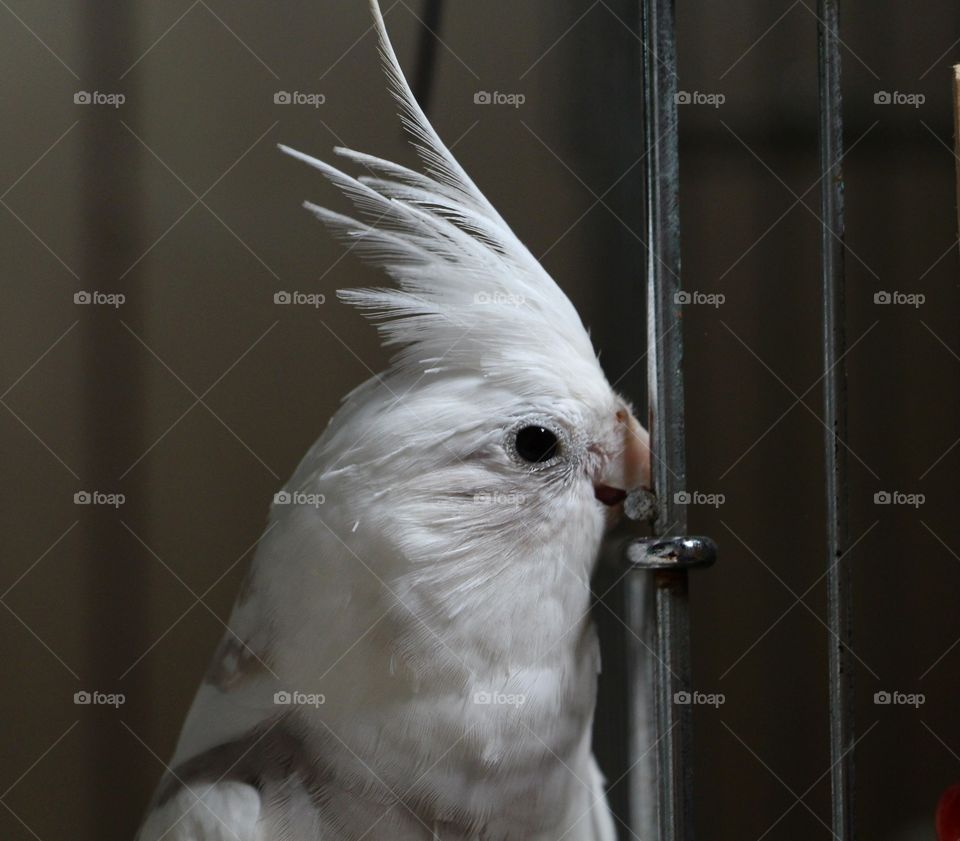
[137,2,650,839]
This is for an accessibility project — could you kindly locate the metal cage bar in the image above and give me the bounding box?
[80,3,150,834]
[817,2,855,838]
[627,0,709,839]
[412,0,444,112]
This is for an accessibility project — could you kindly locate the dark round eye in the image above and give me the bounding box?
[514,425,559,463]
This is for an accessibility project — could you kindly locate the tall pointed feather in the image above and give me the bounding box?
[366,0,505,224]
[278,0,607,403]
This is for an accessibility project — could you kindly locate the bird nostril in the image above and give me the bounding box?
[594,484,627,506]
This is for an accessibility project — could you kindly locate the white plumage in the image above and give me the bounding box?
[136,2,650,839]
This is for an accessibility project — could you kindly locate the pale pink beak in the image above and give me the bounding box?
[593,409,651,507]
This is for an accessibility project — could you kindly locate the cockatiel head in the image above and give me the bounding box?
[140,4,650,839]
[277,3,650,611]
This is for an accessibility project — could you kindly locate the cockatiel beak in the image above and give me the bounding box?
[593,408,651,507]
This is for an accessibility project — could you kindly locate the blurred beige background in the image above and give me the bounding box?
[1,1,958,839]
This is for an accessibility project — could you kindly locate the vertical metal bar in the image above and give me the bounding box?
[622,571,658,839]
[80,3,147,836]
[953,65,960,246]
[646,574,691,841]
[817,2,854,839]
[637,0,694,839]
[412,0,444,113]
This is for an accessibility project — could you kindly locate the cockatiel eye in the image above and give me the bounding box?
[513,425,561,463]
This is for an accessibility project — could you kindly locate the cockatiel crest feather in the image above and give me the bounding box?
[279,1,607,408]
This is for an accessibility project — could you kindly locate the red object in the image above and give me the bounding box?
[936,784,960,841]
